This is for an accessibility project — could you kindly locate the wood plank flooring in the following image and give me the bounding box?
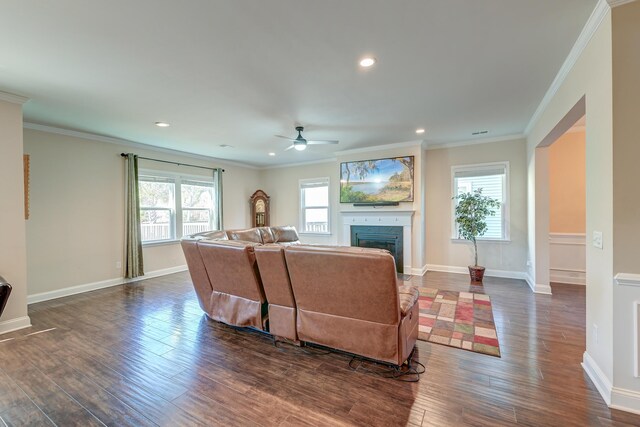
[1,271,639,426]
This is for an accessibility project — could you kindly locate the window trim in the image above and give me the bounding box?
[139,169,218,245]
[299,177,331,235]
[450,161,510,242]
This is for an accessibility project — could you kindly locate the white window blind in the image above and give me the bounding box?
[452,163,509,240]
[300,178,330,234]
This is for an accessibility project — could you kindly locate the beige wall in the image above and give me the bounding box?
[549,130,586,234]
[526,9,614,386]
[259,161,339,245]
[425,138,528,273]
[260,142,427,269]
[612,0,640,395]
[24,128,260,298]
[0,96,30,334]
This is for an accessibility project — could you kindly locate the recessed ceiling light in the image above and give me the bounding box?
[268,152,276,156]
[155,121,170,127]
[415,128,425,134]
[359,57,376,67]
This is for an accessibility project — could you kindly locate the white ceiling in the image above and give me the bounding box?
[0,0,597,167]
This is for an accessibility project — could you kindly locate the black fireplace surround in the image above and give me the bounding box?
[350,226,403,273]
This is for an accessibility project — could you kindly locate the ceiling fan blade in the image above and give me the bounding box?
[284,144,296,151]
[307,140,339,145]
[275,134,295,141]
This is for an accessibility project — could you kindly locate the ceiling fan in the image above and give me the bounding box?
[275,126,339,151]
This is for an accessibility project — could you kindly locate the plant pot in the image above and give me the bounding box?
[468,266,485,282]
[0,281,11,318]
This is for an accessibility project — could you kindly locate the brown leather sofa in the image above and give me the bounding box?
[181,226,299,329]
[284,245,419,366]
[181,226,419,366]
[254,244,298,341]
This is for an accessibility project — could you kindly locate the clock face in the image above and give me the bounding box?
[255,199,265,213]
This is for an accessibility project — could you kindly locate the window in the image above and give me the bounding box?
[139,171,219,243]
[451,162,509,240]
[300,177,330,234]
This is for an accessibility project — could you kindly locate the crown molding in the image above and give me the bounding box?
[607,0,637,7]
[261,158,337,170]
[524,0,610,136]
[334,140,423,156]
[425,133,525,151]
[0,90,29,105]
[23,122,260,170]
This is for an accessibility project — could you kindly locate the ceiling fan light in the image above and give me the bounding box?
[294,143,306,151]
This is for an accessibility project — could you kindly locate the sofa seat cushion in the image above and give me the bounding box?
[398,284,419,317]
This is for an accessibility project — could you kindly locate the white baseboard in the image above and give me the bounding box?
[28,277,124,304]
[525,273,553,295]
[426,264,528,281]
[0,316,32,335]
[582,351,612,405]
[124,265,188,283]
[550,269,586,285]
[410,264,428,276]
[28,265,188,304]
[611,387,640,415]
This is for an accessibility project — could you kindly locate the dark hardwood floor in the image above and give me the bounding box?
[1,271,639,426]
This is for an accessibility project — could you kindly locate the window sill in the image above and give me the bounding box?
[142,239,181,247]
[299,232,332,236]
[450,238,511,244]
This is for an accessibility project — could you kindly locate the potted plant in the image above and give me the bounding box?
[453,189,501,282]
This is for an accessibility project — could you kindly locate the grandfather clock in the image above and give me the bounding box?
[250,190,270,227]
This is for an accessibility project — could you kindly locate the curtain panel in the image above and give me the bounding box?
[124,153,144,278]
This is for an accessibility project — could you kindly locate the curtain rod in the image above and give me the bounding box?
[120,153,224,172]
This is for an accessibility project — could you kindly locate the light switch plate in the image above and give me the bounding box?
[593,231,603,249]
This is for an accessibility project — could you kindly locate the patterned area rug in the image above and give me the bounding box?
[417,288,501,357]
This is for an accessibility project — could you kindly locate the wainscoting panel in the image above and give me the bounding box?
[549,233,586,285]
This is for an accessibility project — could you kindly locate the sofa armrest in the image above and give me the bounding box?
[398,284,419,317]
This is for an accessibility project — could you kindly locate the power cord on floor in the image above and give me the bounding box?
[273,335,425,382]
[347,349,426,382]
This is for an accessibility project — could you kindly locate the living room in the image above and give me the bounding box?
[1,1,640,425]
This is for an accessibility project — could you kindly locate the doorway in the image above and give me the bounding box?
[548,116,586,286]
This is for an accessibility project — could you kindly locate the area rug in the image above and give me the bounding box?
[417,288,501,357]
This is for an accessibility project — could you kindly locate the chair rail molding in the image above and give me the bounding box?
[615,273,640,287]
[549,233,586,285]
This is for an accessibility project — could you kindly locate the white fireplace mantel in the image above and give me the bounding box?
[340,210,414,274]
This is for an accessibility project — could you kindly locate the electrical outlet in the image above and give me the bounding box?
[593,324,598,344]
[593,231,603,249]
[116,261,122,269]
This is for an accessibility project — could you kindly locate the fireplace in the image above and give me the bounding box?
[351,226,404,273]
[340,210,414,274]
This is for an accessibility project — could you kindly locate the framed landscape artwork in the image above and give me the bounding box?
[340,156,414,203]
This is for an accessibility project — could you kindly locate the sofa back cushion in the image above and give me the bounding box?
[271,226,299,243]
[254,245,295,307]
[180,238,213,312]
[197,240,265,302]
[284,245,400,325]
[189,230,228,240]
[257,227,275,244]
[226,228,263,244]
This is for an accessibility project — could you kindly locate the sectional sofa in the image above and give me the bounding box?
[181,226,419,366]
